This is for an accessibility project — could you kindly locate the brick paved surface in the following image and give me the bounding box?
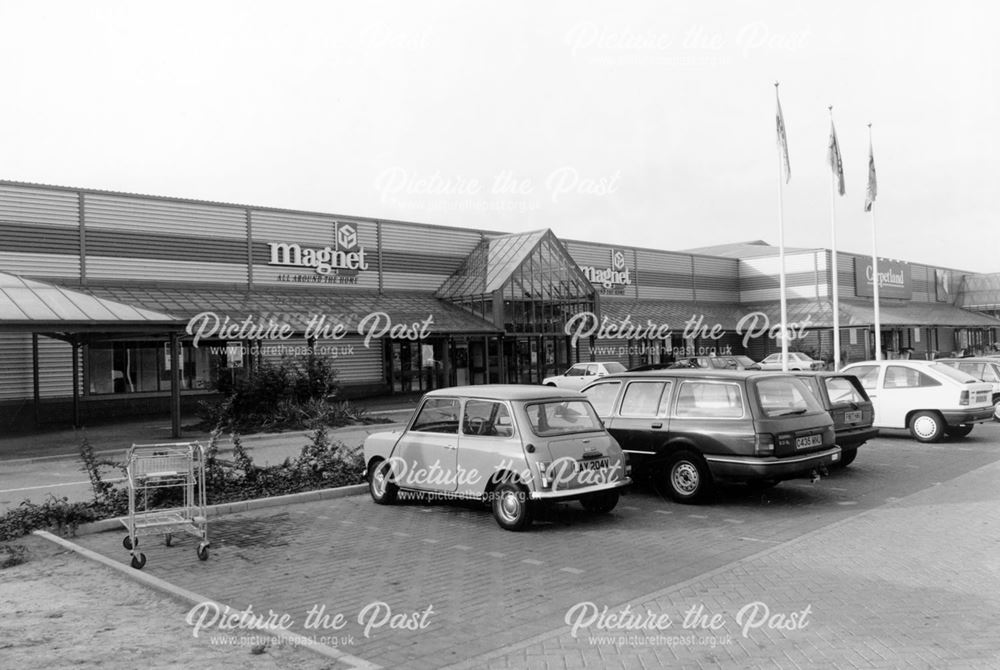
[72,427,1000,669]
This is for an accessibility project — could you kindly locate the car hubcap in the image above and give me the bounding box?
[498,490,522,521]
[372,465,387,496]
[672,462,699,495]
[913,416,937,438]
[994,402,1000,421]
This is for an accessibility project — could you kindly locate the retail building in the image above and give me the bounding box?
[1,180,997,432]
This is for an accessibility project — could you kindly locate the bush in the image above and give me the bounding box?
[0,495,98,542]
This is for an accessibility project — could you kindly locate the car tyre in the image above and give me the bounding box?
[909,411,944,443]
[944,424,974,438]
[664,451,713,504]
[993,398,1000,422]
[492,479,533,531]
[580,490,620,514]
[839,448,858,467]
[368,459,399,505]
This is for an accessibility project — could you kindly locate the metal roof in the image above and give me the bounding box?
[743,298,1000,328]
[599,300,746,330]
[0,272,183,328]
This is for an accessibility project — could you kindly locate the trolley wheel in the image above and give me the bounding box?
[164,533,172,547]
[122,535,136,550]
[197,543,210,561]
[130,553,147,570]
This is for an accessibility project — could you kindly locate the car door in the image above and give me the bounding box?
[881,365,943,428]
[559,364,588,389]
[845,365,883,425]
[456,399,518,497]
[605,379,672,469]
[393,397,460,492]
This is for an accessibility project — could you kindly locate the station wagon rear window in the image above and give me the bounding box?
[525,400,604,437]
[754,378,823,417]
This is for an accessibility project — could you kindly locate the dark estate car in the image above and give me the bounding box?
[582,370,840,503]
[792,372,878,467]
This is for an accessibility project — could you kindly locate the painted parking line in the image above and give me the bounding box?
[486,552,506,558]
[451,545,472,551]
[521,559,544,566]
[560,567,584,575]
[738,536,781,544]
[655,509,673,515]
[723,518,744,524]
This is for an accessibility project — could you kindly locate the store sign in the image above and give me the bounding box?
[854,257,911,299]
[267,222,370,277]
[580,248,632,295]
[935,269,954,303]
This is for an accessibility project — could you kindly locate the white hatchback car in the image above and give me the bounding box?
[840,360,994,442]
[542,362,627,390]
[756,352,824,371]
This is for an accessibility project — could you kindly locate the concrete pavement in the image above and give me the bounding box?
[54,426,1000,669]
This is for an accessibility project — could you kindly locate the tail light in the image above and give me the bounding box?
[536,461,552,488]
[959,390,969,406]
[755,434,774,456]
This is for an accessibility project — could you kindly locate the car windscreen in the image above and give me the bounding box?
[926,362,980,383]
[753,377,824,417]
[603,362,627,374]
[524,400,604,437]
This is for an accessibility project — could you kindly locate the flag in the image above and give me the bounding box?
[828,119,845,195]
[864,137,877,212]
[776,89,791,183]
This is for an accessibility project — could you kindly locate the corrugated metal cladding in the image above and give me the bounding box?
[741,284,825,303]
[692,256,739,301]
[0,333,78,400]
[256,335,381,384]
[251,212,379,248]
[84,194,247,239]
[86,229,248,265]
[86,256,248,283]
[911,264,930,300]
[0,222,79,255]
[379,222,482,292]
[0,252,80,278]
[0,185,80,227]
[637,285,694,301]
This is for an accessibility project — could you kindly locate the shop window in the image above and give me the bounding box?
[86,340,235,395]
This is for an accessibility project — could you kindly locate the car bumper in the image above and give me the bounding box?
[530,477,632,500]
[704,446,842,481]
[836,427,879,449]
[941,407,994,425]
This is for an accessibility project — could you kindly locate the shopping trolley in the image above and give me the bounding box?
[120,442,209,570]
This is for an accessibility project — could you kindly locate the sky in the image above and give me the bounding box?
[1,1,996,272]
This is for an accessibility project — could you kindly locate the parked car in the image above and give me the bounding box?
[935,357,1000,421]
[792,372,878,466]
[581,370,839,503]
[628,362,674,372]
[671,355,757,370]
[363,385,631,531]
[756,352,824,371]
[840,360,994,442]
[542,361,627,390]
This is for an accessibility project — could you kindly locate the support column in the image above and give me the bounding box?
[71,337,81,428]
[170,333,182,438]
[32,333,40,427]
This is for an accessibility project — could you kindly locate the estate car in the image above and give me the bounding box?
[582,370,840,503]
[363,385,631,531]
[935,357,1000,421]
[792,372,878,467]
[542,362,627,390]
[840,360,994,442]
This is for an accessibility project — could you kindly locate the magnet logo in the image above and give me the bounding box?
[612,249,626,271]
[337,224,358,250]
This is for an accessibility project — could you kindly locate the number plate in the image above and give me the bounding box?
[795,434,823,449]
[578,457,610,471]
[844,410,862,423]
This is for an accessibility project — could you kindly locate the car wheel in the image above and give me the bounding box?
[492,479,533,531]
[909,411,944,443]
[580,491,620,514]
[664,451,713,504]
[993,398,1000,422]
[839,448,858,467]
[368,459,398,505]
[545,382,557,387]
[944,424,974,438]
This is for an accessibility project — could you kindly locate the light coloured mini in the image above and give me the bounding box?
[363,385,632,531]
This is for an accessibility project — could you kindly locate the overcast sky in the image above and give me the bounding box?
[2,1,996,272]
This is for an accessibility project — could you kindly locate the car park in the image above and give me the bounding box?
[581,370,839,503]
[670,355,757,370]
[756,352,824,371]
[362,385,631,531]
[542,361,627,389]
[792,372,878,466]
[840,360,994,442]
[935,357,1000,421]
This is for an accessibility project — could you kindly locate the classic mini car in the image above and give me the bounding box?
[542,361,627,390]
[581,370,839,504]
[840,360,994,442]
[792,372,878,467]
[363,385,631,531]
[935,357,1000,421]
[755,352,824,371]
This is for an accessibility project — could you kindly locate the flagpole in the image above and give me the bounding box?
[829,106,841,371]
[868,123,882,361]
[775,82,789,372]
